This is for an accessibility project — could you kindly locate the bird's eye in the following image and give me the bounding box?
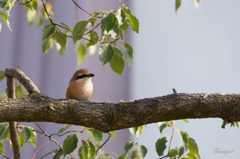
[76,74,87,80]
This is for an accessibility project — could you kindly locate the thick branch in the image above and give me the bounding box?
[7,77,20,159]
[0,93,239,132]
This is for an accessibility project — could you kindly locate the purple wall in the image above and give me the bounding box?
[0,0,131,158]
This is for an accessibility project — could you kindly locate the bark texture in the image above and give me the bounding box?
[0,93,240,132]
[2,67,240,132]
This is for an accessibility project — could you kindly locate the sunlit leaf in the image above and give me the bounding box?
[76,43,87,66]
[169,149,178,157]
[188,137,199,157]
[15,85,27,98]
[0,12,12,31]
[157,122,168,134]
[101,12,116,34]
[137,144,147,158]
[52,32,67,49]
[88,141,95,159]
[108,131,116,138]
[42,37,54,54]
[179,130,189,149]
[175,0,181,12]
[0,142,4,153]
[86,128,103,143]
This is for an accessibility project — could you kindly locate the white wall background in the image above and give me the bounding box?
[131,0,240,158]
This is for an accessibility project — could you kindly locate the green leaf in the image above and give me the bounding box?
[131,150,139,159]
[57,125,71,135]
[119,20,129,32]
[88,141,95,159]
[6,0,16,16]
[31,0,38,11]
[42,37,54,54]
[137,144,148,158]
[42,24,55,41]
[92,11,101,17]
[178,145,185,157]
[36,13,44,27]
[23,0,32,10]
[72,21,89,44]
[86,31,99,47]
[187,153,197,159]
[157,122,168,134]
[22,126,31,143]
[86,128,103,143]
[110,48,124,75]
[179,130,189,149]
[55,42,65,56]
[78,147,83,159]
[63,134,78,156]
[0,22,2,32]
[155,137,167,156]
[0,12,12,31]
[126,14,139,34]
[175,0,181,12]
[0,124,9,140]
[29,129,36,147]
[169,149,178,157]
[129,126,138,136]
[15,85,27,98]
[118,153,128,159]
[1,0,10,9]
[182,119,189,123]
[101,12,116,34]
[26,7,37,26]
[192,0,199,9]
[188,137,199,156]
[18,131,24,149]
[116,8,126,26]
[76,43,87,66]
[52,32,67,49]
[81,140,88,159]
[123,42,133,70]
[0,142,4,153]
[0,93,7,99]
[108,131,116,138]
[124,142,134,153]
[99,44,114,65]
[109,23,120,39]
[0,70,5,81]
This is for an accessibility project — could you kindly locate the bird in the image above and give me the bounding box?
[66,69,94,101]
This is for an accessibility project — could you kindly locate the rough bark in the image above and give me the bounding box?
[6,76,20,159]
[1,67,240,133]
[0,92,239,132]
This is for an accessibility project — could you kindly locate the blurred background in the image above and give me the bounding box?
[1,0,240,158]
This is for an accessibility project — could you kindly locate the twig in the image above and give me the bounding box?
[5,67,40,94]
[0,153,11,159]
[95,135,111,153]
[72,0,103,18]
[31,140,50,159]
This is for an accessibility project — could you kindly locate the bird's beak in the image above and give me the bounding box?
[88,73,94,77]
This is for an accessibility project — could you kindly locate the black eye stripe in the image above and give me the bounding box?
[76,73,94,80]
[76,74,88,80]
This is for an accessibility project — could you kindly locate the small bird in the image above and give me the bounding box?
[66,69,94,101]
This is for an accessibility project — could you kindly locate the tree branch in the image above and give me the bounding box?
[7,76,20,159]
[2,68,240,133]
[0,92,240,132]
